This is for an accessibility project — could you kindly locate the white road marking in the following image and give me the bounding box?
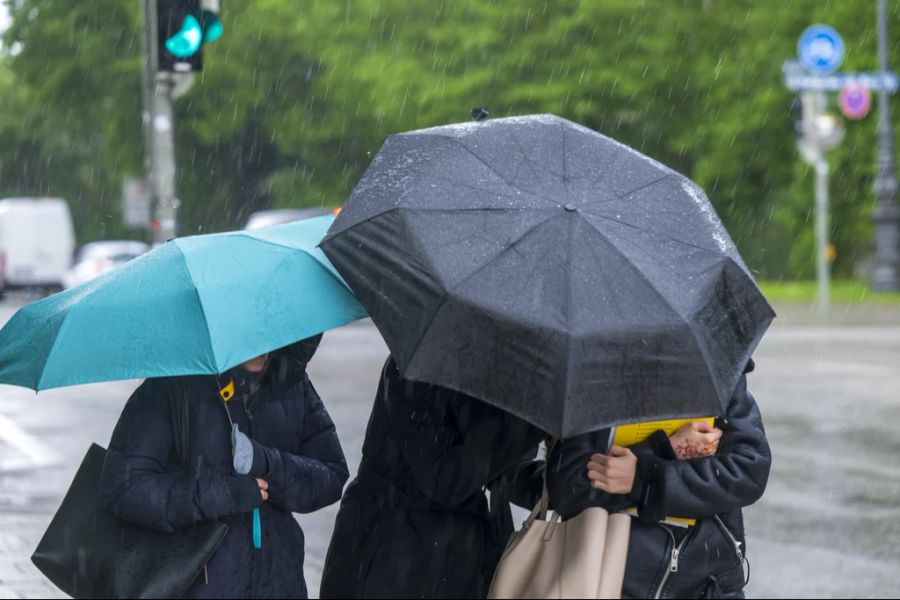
[0,413,63,471]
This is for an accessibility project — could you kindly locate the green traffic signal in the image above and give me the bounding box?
[157,0,223,71]
[200,10,223,43]
[164,14,202,58]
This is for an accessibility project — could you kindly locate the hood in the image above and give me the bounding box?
[264,334,323,388]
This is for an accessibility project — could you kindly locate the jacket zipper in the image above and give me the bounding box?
[713,514,744,563]
[653,525,694,599]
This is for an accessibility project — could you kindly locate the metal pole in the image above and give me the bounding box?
[141,0,154,181]
[140,0,156,242]
[144,0,180,244]
[815,158,830,315]
[151,75,179,243]
[872,0,900,291]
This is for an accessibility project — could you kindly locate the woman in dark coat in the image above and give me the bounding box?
[99,336,349,599]
[546,360,771,599]
[320,356,545,599]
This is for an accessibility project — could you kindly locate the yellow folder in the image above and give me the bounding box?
[612,416,715,447]
[611,416,716,528]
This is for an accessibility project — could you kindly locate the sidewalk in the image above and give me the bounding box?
[768,300,900,327]
[1,307,898,598]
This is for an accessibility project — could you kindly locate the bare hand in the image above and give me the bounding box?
[257,478,269,501]
[586,445,637,494]
[668,421,722,460]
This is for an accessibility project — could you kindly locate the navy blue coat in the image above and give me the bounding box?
[546,363,770,599]
[320,357,544,599]
[99,340,349,599]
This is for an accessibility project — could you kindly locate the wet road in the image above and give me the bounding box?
[0,297,898,598]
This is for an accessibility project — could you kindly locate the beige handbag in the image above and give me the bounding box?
[488,484,631,599]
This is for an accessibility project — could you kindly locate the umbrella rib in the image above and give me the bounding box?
[580,210,732,258]
[421,174,541,201]
[32,279,110,389]
[578,218,729,406]
[586,150,672,200]
[561,213,577,432]
[617,173,676,199]
[402,211,565,368]
[173,244,222,373]
[435,137,560,209]
[228,234,351,284]
[428,135,521,190]
[576,216,698,329]
[508,131,552,195]
[232,230,316,252]
[189,282,223,372]
[33,307,72,390]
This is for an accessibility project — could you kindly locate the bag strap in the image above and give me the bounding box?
[522,436,558,529]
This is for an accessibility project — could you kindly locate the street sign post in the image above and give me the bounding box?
[784,22,900,311]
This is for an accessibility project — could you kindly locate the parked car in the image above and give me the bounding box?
[243,207,339,230]
[62,240,150,289]
[0,197,75,297]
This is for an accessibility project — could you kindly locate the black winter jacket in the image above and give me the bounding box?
[320,357,544,599]
[546,364,770,599]
[99,339,349,598]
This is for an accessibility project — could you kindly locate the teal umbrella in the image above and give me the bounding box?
[0,215,367,390]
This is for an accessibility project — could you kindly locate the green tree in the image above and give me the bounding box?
[2,0,899,280]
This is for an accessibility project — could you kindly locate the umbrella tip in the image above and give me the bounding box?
[471,107,489,122]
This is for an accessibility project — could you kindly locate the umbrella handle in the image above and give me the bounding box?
[252,507,261,549]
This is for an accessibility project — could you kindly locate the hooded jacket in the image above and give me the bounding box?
[546,362,770,599]
[99,336,348,599]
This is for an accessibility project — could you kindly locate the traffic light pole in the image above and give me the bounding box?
[151,75,179,243]
[143,0,180,244]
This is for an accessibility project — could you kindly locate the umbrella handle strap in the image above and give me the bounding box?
[252,507,261,549]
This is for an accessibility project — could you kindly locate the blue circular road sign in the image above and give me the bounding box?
[798,24,845,73]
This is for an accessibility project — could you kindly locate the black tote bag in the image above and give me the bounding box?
[31,392,229,599]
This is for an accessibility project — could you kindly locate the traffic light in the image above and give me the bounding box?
[156,0,223,72]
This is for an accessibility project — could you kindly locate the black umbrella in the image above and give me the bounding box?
[321,114,774,438]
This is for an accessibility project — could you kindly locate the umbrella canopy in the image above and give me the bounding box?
[0,215,367,390]
[321,114,775,438]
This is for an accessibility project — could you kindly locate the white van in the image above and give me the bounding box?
[0,197,76,296]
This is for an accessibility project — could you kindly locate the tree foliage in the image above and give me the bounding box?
[1,0,898,278]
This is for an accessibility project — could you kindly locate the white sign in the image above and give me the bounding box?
[783,60,900,92]
[122,177,152,229]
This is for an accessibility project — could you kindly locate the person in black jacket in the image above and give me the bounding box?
[546,361,770,599]
[319,356,545,599]
[99,336,349,599]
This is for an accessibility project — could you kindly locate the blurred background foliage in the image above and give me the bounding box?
[0,0,897,279]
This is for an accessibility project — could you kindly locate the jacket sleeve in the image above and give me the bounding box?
[645,374,772,519]
[383,362,544,505]
[546,429,635,520]
[253,377,349,514]
[547,374,771,522]
[99,379,260,533]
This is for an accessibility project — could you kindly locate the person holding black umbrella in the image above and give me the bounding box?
[319,356,545,599]
[318,113,776,598]
[545,359,770,599]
